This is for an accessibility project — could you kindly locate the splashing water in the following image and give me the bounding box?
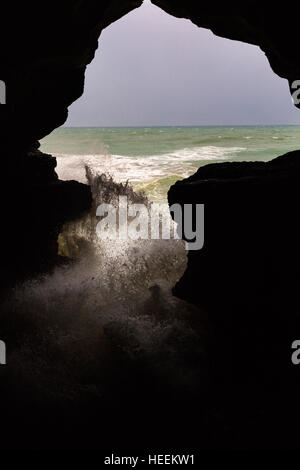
[58,165,187,298]
[0,164,209,411]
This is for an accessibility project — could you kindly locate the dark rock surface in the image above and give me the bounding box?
[1,0,300,282]
[0,1,142,283]
[0,0,300,450]
[0,1,143,148]
[1,0,300,151]
[168,151,300,447]
[169,150,300,310]
[0,147,92,289]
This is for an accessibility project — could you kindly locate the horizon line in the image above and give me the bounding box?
[60,123,300,129]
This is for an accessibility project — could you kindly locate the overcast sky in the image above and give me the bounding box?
[66,0,300,127]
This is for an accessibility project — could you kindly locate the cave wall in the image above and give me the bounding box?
[155,2,300,385]
[0,1,142,286]
[0,0,299,448]
[0,0,299,290]
[1,0,300,152]
[0,1,142,148]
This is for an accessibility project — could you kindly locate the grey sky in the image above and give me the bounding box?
[66,0,300,127]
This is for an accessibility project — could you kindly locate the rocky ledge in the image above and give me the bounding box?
[169,151,300,386]
[169,151,300,308]
[0,147,92,290]
[1,0,300,288]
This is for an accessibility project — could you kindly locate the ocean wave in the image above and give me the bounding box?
[0,167,205,411]
[55,145,245,187]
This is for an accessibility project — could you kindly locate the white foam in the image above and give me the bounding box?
[55,146,246,184]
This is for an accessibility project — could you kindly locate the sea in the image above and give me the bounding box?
[41,125,300,202]
[1,125,298,409]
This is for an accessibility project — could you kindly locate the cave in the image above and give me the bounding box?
[1,0,300,450]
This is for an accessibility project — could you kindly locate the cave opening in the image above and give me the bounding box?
[38,0,300,283]
[2,0,300,451]
[41,0,300,191]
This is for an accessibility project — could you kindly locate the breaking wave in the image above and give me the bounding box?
[55,146,246,185]
[0,164,208,412]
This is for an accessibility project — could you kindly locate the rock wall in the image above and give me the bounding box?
[1,1,300,152]
[0,146,92,289]
[168,151,300,400]
[0,1,142,147]
[0,1,142,284]
[0,0,300,292]
[169,152,300,309]
[0,0,300,449]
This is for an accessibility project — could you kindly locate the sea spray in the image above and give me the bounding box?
[0,165,209,408]
[58,166,187,296]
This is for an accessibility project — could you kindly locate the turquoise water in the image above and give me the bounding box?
[41,126,300,200]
